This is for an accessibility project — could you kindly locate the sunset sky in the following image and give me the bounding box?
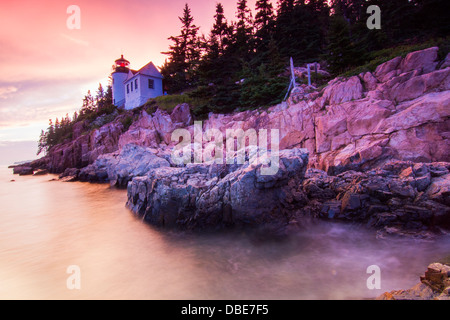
[0,0,266,164]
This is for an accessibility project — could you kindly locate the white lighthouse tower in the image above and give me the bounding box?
[111,55,130,108]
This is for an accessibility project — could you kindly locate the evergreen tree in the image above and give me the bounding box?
[254,0,274,31]
[161,3,201,93]
[37,129,47,155]
[81,90,95,115]
[211,3,232,55]
[232,0,254,61]
[254,0,275,57]
[104,84,113,106]
[95,83,105,111]
[198,3,233,86]
[277,0,295,15]
[326,10,361,74]
[240,38,288,108]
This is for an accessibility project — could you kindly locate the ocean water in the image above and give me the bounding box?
[0,166,449,300]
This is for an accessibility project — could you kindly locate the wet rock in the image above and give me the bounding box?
[33,169,48,176]
[426,174,450,205]
[59,175,78,182]
[13,166,33,176]
[320,200,341,219]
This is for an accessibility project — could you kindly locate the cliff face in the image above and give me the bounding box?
[45,120,126,173]
[199,46,449,174]
[39,47,449,176]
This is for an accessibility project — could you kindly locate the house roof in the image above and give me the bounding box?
[124,61,163,83]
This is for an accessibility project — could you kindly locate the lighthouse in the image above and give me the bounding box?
[111,55,164,110]
[111,55,130,108]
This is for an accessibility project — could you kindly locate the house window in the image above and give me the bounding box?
[131,81,133,92]
[135,79,138,90]
[148,79,154,89]
[127,84,129,94]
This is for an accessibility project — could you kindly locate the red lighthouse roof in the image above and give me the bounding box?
[115,54,130,68]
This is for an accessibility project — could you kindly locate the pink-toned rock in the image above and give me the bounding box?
[118,128,161,149]
[72,121,85,140]
[375,91,450,134]
[279,130,306,150]
[330,131,353,151]
[170,103,193,125]
[327,134,390,173]
[130,111,155,130]
[315,115,347,153]
[400,46,438,75]
[387,122,449,163]
[374,56,402,81]
[360,71,378,91]
[441,53,450,70]
[390,67,450,103]
[345,99,393,136]
[322,76,364,105]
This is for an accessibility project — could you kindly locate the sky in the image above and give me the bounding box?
[0,0,269,164]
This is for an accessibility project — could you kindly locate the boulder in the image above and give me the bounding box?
[374,56,402,82]
[13,166,33,175]
[80,144,170,187]
[399,46,438,75]
[441,53,450,70]
[170,103,193,125]
[127,148,309,230]
[321,76,364,105]
[378,263,450,300]
[426,174,450,205]
[375,90,450,133]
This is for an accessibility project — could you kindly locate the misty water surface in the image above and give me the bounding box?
[1,167,449,300]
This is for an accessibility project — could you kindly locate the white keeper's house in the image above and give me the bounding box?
[111,55,164,110]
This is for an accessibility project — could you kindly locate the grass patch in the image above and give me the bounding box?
[145,94,208,114]
[120,115,134,131]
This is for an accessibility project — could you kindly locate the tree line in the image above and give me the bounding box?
[160,0,449,113]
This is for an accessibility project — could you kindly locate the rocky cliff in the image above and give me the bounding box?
[21,47,450,236]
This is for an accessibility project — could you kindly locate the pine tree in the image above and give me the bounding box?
[198,2,234,86]
[254,0,275,57]
[277,0,295,15]
[161,3,201,93]
[240,37,287,108]
[232,0,254,60]
[326,11,359,74]
[104,84,113,106]
[81,90,95,114]
[96,83,105,111]
[211,3,232,55]
[255,0,274,31]
[37,129,48,155]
